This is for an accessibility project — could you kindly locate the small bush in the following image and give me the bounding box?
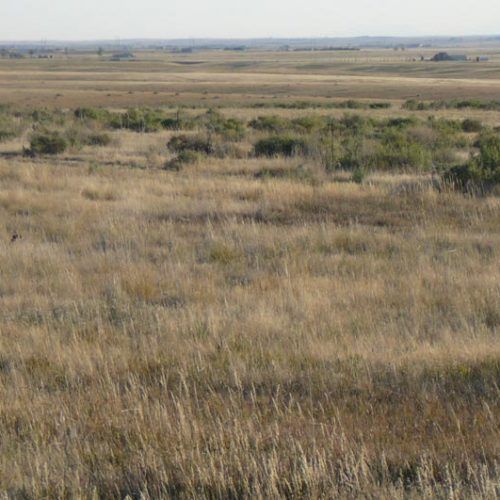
[351,167,367,184]
[254,135,308,157]
[167,134,214,155]
[161,112,196,131]
[109,108,163,132]
[403,99,430,111]
[462,119,483,133]
[386,117,418,128]
[375,130,432,171]
[74,107,110,122]
[193,110,246,141]
[344,100,365,109]
[339,114,371,134]
[31,108,64,125]
[369,102,391,109]
[476,133,500,169]
[161,118,180,130]
[443,162,498,193]
[29,131,68,155]
[444,133,500,193]
[62,127,111,149]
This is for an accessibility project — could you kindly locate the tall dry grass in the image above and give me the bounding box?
[0,133,499,497]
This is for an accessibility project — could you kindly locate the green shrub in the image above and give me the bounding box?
[462,119,483,133]
[254,135,308,157]
[386,117,418,128]
[403,99,430,111]
[74,107,110,122]
[61,126,112,149]
[31,108,64,125]
[317,133,342,172]
[375,130,432,171]
[404,99,500,112]
[443,162,499,193]
[64,126,90,148]
[29,131,68,155]
[167,134,214,155]
[339,114,371,134]
[161,117,180,130]
[195,110,246,141]
[476,133,500,169]
[109,108,163,132]
[351,167,367,184]
[338,136,367,170]
[213,117,245,141]
[160,113,196,131]
[344,100,365,109]
[369,102,391,109]
[444,133,500,192]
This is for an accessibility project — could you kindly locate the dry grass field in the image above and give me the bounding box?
[0,48,499,497]
[3,47,500,109]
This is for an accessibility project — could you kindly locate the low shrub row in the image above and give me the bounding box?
[26,129,112,155]
[404,99,500,112]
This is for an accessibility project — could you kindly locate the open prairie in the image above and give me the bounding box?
[0,47,499,497]
[3,47,500,109]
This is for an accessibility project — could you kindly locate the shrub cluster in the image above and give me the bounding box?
[247,113,472,172]
[27,126,112,156]
[201,110,246,141]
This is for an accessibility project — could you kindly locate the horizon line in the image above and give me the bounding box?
[1,34,500,44]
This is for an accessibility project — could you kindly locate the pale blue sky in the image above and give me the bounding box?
[1,0,499,41]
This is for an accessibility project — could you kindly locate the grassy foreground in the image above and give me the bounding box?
[0,151,498,497]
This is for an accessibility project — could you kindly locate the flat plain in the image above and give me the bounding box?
[0,47,499,497]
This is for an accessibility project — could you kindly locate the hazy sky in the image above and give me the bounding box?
[1,0,499,41]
